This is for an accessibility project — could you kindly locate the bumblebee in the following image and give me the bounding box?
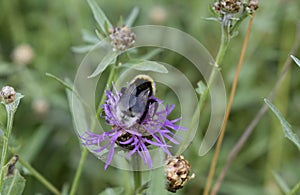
[116,74,157,128]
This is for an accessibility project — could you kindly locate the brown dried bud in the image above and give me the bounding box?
[109,26,136,52]
[165,155,195,193]
[1,86,16,104]
[218,0,243,14]
[247,0,259,14]
[213,2,221,13]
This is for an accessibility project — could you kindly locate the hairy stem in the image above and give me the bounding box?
[204,15,255,195]
[0,107,15,192]
[199,24,229,111]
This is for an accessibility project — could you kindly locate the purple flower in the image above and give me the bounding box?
[80,85,185,170]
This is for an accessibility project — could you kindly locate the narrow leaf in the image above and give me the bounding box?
[291,55,300,68]
[130,61,168,73]
[125,7,140,27]
[98,187,124,195]
[81,29,100,44]
[264,98,300,150]
[71,45,96,53]
[140,48,163,60]
[88,51,118,78]
[272,171,290,194]
[196,80,206,95]
[45,73,74,92]
[87,0,113,35]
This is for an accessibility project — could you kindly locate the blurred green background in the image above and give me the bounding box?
[1,0,300,194]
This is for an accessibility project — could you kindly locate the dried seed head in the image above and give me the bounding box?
[214,0,243,14]
[165,155,195,193]
[247,0,259,14]
[1,86,16,104]
[109,26,136,52]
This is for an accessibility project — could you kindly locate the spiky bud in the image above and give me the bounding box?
[165,155,195,193]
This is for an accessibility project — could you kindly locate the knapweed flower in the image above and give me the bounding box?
[80,84,185,170]
[165,155,195,193]
[109,26,136,52]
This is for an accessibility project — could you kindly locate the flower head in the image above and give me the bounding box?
[81,84,185,169]
[165,155,195,193]
[109,26,136,52]
[1,86,16,104]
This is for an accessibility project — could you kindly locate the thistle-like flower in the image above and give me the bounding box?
[80,79,185,170]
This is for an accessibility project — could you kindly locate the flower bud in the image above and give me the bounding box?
[1,86,16,104]
[165,155,195,193]
[247,0,259,14]
[109,26,136,52]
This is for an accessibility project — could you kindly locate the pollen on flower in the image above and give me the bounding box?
[109,26,136,52]
[80,82,186,170]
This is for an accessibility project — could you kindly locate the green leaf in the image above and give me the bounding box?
[130,61,168,73]
[98,187,124,195]
[61,183,70,195]
[1,156,26,195]
[291,55,300,68]
[196,80,207,95]
[88,51,118,78]
[264,98,300,150]
[125,7,139,27]
[71,45,96,53]
[272,171,290,194]
[81,29,100,44]
[46,73,74,91]
[139,48,163,60]
[87,0,113,35]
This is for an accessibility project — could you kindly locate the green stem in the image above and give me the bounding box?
[96,61,118,117]
[70,59,118,195]
[199,25,229,111]
[69,148,88,195]
[289,180,300,195]
[0,108,15,192]
[17,156,61,195]
[133,171,141,194]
